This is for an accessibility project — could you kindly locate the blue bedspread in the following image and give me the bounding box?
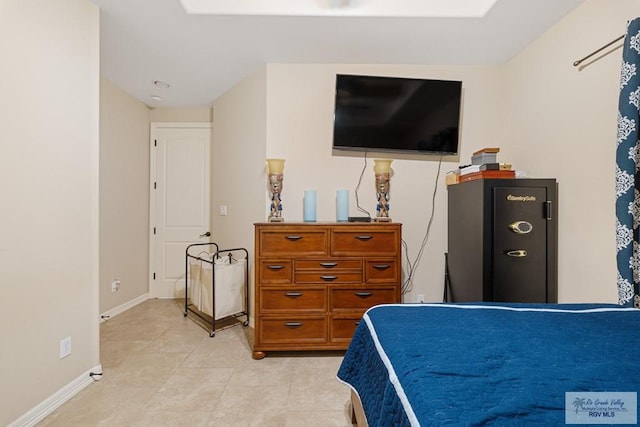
[337,303,640,426]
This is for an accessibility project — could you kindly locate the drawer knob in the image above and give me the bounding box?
[284,292,303,298]
[355,292,373,298]
[320,275,338,281]
[285,235,303,241]
[372,264,390,270]
[319,262,338,268]
[267,265,285,270]
[355,235,373,241]
[284,322,302,328]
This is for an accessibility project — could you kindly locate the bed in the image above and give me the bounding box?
[337,303,640,426]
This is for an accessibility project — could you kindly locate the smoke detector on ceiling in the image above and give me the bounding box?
[153,80,170,89]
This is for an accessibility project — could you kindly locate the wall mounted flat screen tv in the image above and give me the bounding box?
[332,74,462,155]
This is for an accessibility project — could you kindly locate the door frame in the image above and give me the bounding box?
[148,122,213,298]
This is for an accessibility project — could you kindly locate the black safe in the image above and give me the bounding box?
[446,178,557,303]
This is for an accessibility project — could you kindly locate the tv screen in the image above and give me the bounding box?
[332,74,462,155]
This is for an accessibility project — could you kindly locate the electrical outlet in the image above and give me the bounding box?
[417,294,425,303]
[111,279,120,293]
[219,205,228,216]
[60,337,71,359]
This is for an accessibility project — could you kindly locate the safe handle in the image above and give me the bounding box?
[544,201,553,220]
[505,250,527,258]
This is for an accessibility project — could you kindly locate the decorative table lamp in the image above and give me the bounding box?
[373,159,393,222]
[266,159,285,222]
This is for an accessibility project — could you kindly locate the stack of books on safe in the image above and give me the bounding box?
[446,148,514,185]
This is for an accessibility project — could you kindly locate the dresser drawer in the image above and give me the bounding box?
[330,228,400,256]
[260,288,326,312]
[365,258,399,283]
[259,259,292,284]
[295,271,363,284]
[331,287,397,310]
[259,317,327,343]
[331,316,362,342]
[259,229,328,256]
[295,258,363,270]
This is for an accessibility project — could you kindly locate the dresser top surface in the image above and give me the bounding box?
[254,222,402,226]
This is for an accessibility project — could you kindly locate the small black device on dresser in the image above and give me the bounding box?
[348,216,371,222]
[446,178,557,303]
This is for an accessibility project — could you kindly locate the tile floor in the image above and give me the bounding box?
[38,299,354,426]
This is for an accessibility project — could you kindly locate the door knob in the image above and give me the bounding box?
[199,232,211,238]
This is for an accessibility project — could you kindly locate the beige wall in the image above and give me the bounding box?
[212,68,266,249]
[0,1,100,425]
[213,63,505,303]
[99,79,151,314]
[100,96,213,315]
[213,0,639,304]
[264,63,505,302]
[504,0,639,302]
[212,67,268,323]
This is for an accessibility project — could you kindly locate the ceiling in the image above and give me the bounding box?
[91,0,585,108]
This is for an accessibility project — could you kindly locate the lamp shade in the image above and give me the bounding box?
[373,159,393,174]
[266,159,285,174]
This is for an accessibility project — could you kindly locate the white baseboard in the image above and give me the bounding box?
[9,364,102,427]
[100,293,150,322]
[10,296,150,426]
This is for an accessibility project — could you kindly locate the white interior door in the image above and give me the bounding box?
[150,123,212,298]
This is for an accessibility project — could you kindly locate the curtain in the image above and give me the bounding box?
[616,17,640,307]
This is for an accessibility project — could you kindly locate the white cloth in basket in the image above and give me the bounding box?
[189,256,245,320]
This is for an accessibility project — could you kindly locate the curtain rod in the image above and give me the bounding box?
[573,34,625,66]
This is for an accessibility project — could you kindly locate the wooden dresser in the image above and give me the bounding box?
[253,222,402,359]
